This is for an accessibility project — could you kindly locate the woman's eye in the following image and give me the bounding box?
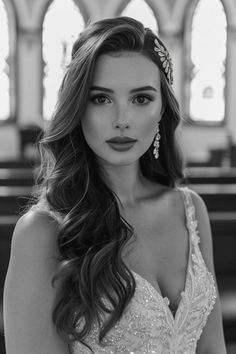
[91,95,111,105]
[133,95,153,105]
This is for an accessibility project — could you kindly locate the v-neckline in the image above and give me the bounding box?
[131,265,188,322]
[129,189,193,321]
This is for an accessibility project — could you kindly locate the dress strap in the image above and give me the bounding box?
[177,186,200,243]
[179,186,194,206]
[175,185,190,209]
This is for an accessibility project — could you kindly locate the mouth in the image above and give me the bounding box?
[106,137,137,144]
[106,137,137,152]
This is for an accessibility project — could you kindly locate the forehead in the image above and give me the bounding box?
[92,52,161,89]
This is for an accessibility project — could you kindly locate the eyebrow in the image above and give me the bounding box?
[90,85,157,93]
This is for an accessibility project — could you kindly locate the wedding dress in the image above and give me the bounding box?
[69,187,217,353]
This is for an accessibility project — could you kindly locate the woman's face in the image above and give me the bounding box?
[81,52,162,166]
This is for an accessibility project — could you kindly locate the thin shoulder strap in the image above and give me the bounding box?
[177,187,194,211]
[177,186,200,242]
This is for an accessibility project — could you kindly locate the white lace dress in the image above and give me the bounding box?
[69,187,217,354]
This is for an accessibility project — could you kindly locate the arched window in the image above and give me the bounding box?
[0,0,10,121]
[121,0,158,33]
[42,0,85,120]
[185,0,227,124]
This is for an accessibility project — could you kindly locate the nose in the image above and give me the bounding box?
[113,105,130,130]
[114,120,130,129]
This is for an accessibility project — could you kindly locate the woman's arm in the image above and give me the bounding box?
[3,211,70,354]
[189,189,227,354]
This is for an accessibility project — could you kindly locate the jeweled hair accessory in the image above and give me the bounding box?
[154,38,173,85]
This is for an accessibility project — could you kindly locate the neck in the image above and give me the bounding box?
[101,160,146,208]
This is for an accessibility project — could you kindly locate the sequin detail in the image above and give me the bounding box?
[154,38,173,85]
[70,187,217,354]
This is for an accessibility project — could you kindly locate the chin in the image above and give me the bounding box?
[97,153,140,166]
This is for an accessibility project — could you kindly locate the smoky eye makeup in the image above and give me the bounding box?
[132,94,155,103]
[89,93,111,104]
[88,85,158,105]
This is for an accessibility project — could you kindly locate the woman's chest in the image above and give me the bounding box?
[121,195,190,306]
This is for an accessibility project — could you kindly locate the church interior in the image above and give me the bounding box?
[0,0,236,352]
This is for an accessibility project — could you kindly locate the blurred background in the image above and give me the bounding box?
[0,0,236,353]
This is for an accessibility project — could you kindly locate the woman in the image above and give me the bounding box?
[4,17,226,353]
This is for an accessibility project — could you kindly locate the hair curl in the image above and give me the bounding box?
[31,16,186,350]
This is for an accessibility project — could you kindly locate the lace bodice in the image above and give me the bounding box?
[69,187,217,354]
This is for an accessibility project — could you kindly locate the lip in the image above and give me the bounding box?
[107,141,136,151]
[106,137,137,144]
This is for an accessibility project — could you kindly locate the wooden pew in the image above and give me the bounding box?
[0,168,33,186]
[0,186,32,215]
[0,159,34,169]
[185,166,236,184]
[190,184,236,212]
[0,216,19,353]
[209,212,236,342]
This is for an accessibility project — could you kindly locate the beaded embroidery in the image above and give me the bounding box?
[70,187,217,354]
[154,38,173,85]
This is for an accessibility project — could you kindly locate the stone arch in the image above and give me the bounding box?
[40,0,86,119]
[40,0,89,28]
[183,0,228,124]
[0,0,17,121]
[117,0,170,31]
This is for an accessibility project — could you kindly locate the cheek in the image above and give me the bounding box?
[139,106,161,139]
[81,110,104,143]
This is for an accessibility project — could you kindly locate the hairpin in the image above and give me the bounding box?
[154,38,173,85]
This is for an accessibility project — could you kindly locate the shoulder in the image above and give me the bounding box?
[5,210,62,309]
[178,186,210,232]
[10,210,61,271]
[180,186,215,270]
[15,208,60,234]
[176,186,212,245]
[13,209,60,244]
[183,186,210,229]
[176,185,208,217]
[4,213,69,353]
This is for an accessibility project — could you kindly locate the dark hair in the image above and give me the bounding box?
[32,16,186,349]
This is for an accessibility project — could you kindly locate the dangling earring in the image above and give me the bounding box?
[153,123,161,159]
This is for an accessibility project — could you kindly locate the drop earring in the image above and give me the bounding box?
[153,123,161,159]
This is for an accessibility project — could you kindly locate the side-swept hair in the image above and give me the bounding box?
[32,16,186,349]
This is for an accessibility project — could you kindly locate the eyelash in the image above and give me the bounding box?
[90,94,111,105]
[90,94,154,105]
[133,94,154,105]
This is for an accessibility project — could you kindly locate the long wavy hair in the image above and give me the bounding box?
[32,16,186,349]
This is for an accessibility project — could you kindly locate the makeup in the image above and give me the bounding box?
[106,137,137,151]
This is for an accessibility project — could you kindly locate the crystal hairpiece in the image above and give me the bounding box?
[154,38,173,85]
